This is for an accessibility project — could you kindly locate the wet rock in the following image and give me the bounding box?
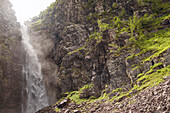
[64,109,70,113]
[73,109,81,113]
[57,98,70,109]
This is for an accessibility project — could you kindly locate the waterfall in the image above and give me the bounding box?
[21,25,49,113]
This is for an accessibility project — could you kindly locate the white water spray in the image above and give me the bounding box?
[21,25,49,113]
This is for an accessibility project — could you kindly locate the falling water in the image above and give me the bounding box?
[21,25,49,113]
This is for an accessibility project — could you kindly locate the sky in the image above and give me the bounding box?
[9,0,56,23]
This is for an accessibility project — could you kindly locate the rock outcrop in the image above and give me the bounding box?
[29,0,170,111]
[30,0,132,102]
[0,0,23,113]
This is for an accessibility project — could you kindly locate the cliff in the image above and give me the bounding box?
[0,0,23,113]
[28,0,169,112]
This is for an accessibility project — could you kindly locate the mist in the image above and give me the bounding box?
[26,26,59,104]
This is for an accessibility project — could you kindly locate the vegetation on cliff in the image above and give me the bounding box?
[32,0,169,112]
[61,0,170,104]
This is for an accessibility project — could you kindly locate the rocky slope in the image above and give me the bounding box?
[0,0,23,113]
[28,0,169,112]
[37,76,170,113]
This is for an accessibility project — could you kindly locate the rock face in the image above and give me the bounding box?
[30,0,131,102]
[29,0,170,106]
[0,0,23,113]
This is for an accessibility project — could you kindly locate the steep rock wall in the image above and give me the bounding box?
[0,0,23,112]
[30,0,121,102]
[30,0,170,104]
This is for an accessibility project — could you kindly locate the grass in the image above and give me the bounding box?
[64,91,88,104]
[126,13,170,61]
[54,107,61,112]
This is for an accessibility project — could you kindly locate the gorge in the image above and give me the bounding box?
[0,0,170,113]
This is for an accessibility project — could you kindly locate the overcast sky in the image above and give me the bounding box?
[9,0,56,23]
